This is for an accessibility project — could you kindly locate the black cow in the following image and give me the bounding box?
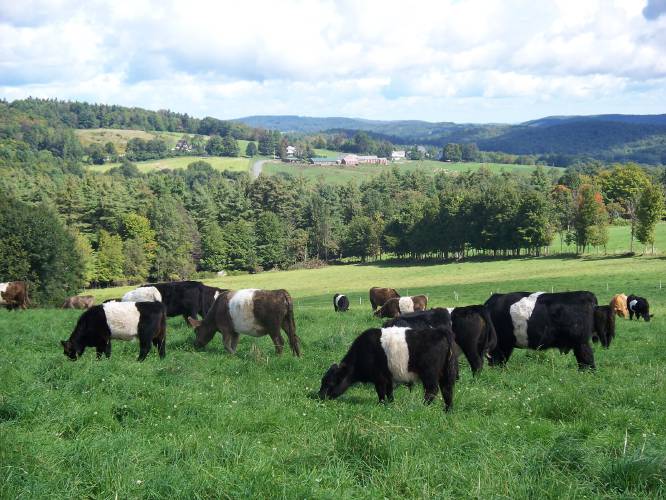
[484,291,606,369]
[333,293,350,312]
[61,301,167,361]
[318,326,459,411]
[593,305,616,347]
[627,295,651,322]
[384,305,497,375]
[122,281,225,323]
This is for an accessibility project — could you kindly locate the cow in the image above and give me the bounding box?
[484,291,607,370]
[318,325,459,411]
[373,295,428,318]
[610,293,629,319]
[0,281,30,310]
[123,281,225,323]
[593,305,616,347]
[627,295,651,322]
[61,295,95,309]
[384,305,497,375]
[369,287,400,310]
[333,293,350,312]
[187,289,301,356]
[60,301,167,361]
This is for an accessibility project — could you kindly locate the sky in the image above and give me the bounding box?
[1,0,665,124]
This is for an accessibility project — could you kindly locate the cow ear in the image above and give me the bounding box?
[187,317,202,328]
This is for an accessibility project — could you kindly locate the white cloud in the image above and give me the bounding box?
[0,0,664,122]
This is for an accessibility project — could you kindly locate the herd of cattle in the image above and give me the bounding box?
[0,279,654,411]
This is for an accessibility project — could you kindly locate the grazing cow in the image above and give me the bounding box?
[593,305,616,347]
[187,289,301,356]
[484,291,604,369]
[61,301,166,361]
[0,281,30,310]
[369,287,400,310]
[627,295,651,321]
[318,326,459,411]
[61,295,95,309]
[374,295,428,318]
[333,293,350,312]
[610,293,629,319]
[123,281,224,322]
[385,305,497,375]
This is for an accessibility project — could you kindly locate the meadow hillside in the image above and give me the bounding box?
[1,253,665,498]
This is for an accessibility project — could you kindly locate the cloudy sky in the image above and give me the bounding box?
[1,0,665,123]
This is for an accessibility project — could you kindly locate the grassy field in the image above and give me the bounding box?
[76,129,186,154]
[95,155,255,174]
[2,241,666,497]
[264,159,563,185]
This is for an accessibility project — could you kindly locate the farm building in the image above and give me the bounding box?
[358,155,388,165]
[341,154,359,165]
[309,157,339,166]
[391,150,406,160]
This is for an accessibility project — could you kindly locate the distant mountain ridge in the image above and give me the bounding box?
[234,113,666,164]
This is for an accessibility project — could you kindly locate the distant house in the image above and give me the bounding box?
[286,145,296,156]
[391,150,406,161]
[358,155,388,165]
[310,157,339,166]
[341,154,358,166]
[174,139,193,152]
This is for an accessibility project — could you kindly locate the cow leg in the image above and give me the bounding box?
[222,330,240,354]
[460,341,483,375]
[281,313,301,357]
[152,337,166,359]
[374,374,392,403]
[572,342,595,370]
[104,340,112,358]
[95,345,105,359]
[137,335,152,362]
[439,371,455,412]
[269,330,285,355]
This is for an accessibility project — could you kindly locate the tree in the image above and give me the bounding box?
[72,230,96,287]
[222,220,257,271]
[222,134,240,157]
[199,222,229,272]
[245,141,257,157]
[87,143,106,165]
[95,230,125,286]
[442,143,463,162]
[342,215,381,261]
[255,211,289,269]
[205,135,225,156]
[573,185,608,253]
[0,197,84,305]
[461,143,479,162]
[635,184,665,253]
[122,238,150,283]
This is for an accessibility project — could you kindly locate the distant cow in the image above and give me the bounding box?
[610,293,628,319]
[333,293,349,312]
[593,305,616,347]
[627,295,651,322]
[61,295,95,309]
[0,281,30,310]
[484,291,609,369]
[385,305,497,375]
[61,301,166,361]
[318,326,459,411]
[369,287,400,310]
[374,295,428,318]
[123,281,225,322]
[187,289,301,356]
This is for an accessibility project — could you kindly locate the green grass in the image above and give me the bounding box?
[96,155,255,174]
[76,129,186,154]
[264,159,563,184]
[2,243,666,496]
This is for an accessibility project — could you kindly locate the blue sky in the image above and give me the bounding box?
[1,0,665,123]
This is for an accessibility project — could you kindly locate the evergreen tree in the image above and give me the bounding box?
[95,230,124,285]
[255,211,289,269]
[245,141,257,157]
[199,223,229,272]
[222,220,257,271]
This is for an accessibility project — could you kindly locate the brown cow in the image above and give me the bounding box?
[369,287,400,310]
[187,288,301,356]
[0,281,30,310]
[610,293,628,319]
[374,295,428,318]
[62,295,95,309]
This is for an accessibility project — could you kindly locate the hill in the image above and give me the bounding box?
[234,114,666,164]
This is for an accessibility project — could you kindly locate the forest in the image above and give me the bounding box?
[1,98,665,306]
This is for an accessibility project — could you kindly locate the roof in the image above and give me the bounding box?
[310,157,339,163]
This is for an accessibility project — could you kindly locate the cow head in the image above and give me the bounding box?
[593,306,615,348]
[60,340,79,360]
[187,317,216,348]
[318,363,351,400]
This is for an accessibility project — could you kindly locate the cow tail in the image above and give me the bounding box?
[283,291,301,357]
[441,326,458,406]
[481,306,497,353]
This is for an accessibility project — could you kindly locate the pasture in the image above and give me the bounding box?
[263,159,563,185]
[2,255,665,497]
[96,155,255,174]
[75,129,186,154]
